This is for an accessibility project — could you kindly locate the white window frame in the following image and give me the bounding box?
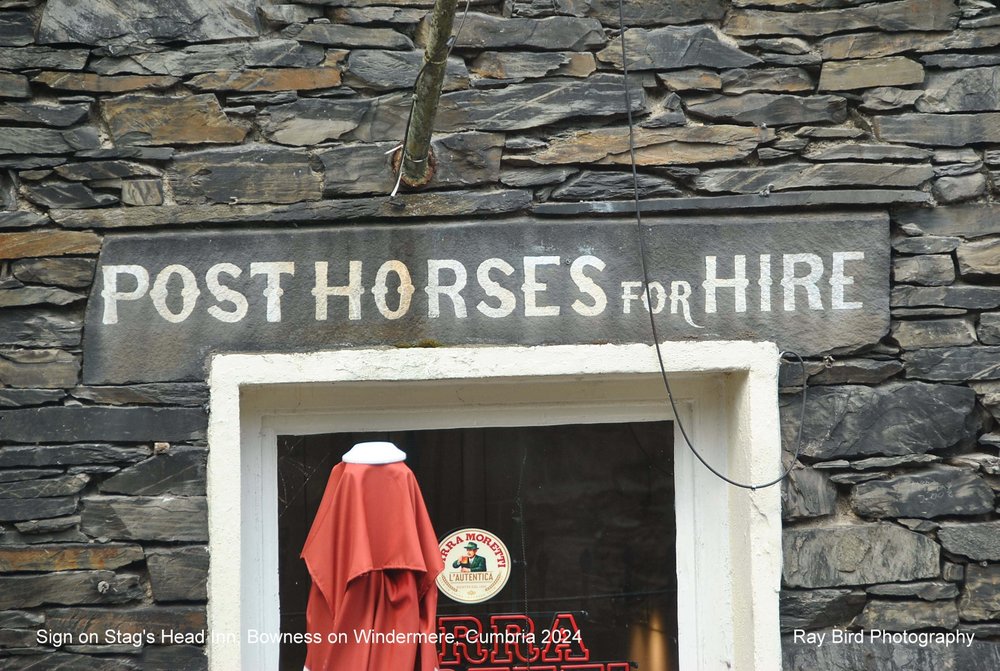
[206,342,783,671]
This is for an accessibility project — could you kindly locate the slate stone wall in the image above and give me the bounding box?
[0,0,999,669]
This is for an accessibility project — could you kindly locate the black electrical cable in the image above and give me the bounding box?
[616,0,807,491]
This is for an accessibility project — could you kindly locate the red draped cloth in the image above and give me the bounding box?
[301,461,443,671]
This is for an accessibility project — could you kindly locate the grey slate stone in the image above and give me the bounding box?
[54,161,158,182]
[782,466,837,521]
[44,605,206,639]
[861,86,923,111]
[99,448,206,496]
[894,204,1000,239]
[658,69,722,92]
[892,235,960,255]
[11,258,96,289]
[69,383,208,406]
[805,144,931,162]
[146,546,208,602]
[726,0,959,36]
[80,496,207,541]
[981,313,1000,345]
[346,50,467,91]
[0,285,85,308]
[0,497,77,522]
[854,599,959,630]
[329,6,425,25]
[0,469,62,484]
[818,57,924,91]
[684,93,846,126]
[918,65,1000,112]
[891,318,976,349]
[814,454,940,471]
[783,523,939,588]
[938,521,1000,561]
[0,474,88,499]
[318,132,502,195]
[866,581,959,600]
[598,25,759,70]
[807,359,904,385]
[0,610,43,628]
[892,285,1000,310]
[38,0,260,47]
[429,13,604,50]
[892,254,956,286]
[510,0,725,26]
[0,102,90,127]
[121,179,163,206]
[0,407,207,444]
[0,128,96,156]
[549,170,680,200]
[0,445,151,467]
[960,564,1000,621]
[0,571,143,609]
[14,514,80,534]
[779,589,866,633]
[0,388,65,407]
[876,113,1000,146]
[934,173,987,204]
[91,40,323,76]
[923,52,1000,68]
[282,22,412,49]
[169,144,321,205]
[0,12,33,47]
[851,466,995,518]
[0,211,48,230]
[958,238,1000,277]
[694,163,932,194]
[904,346,1000,381]
[0,307,82,348]
[25,183,119,209]
[263,96,371,145]
[470,51,594,82]
[780,382,976,460]
[0,46,89,70]
[140,645,207,671]
[0,71,29,98]
[500,168,576,188]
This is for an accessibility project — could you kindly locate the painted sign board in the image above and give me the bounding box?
[83,213,890,383]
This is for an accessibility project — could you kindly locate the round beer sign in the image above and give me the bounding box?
[437,528,511,604]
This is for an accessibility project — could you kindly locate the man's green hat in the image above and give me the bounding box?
[464,542,479,550]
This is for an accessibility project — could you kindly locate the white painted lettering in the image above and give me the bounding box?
[476,258,516,318]
[101,265,149,325]
[641,281,666,315]
[621,281,642,315]
[570,255,607,317]
[831,251,865,310]
[250,262,295,322]
[426,259,468,318]
[781,254,824,311]
[703,255,749,313]
[372,260,414,320]
[669,281,703,328]
[758,254,772,313]
[206,263,248,323]
[312,261,364,321]
[150,264,200,323]
[522,256,561,317]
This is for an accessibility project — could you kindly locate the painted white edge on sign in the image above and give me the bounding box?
[207,341,783,671]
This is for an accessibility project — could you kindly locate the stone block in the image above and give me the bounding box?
[694,162,932,194]
[80,496,207,541]
[851,466,995,518]
[101,94,247,146]
[685,93,846,126]
[146,546,208,601]
[550,170,680,200]
[528,125,771,166]
[892,285,1000,310]
[11,258,96,288]
[38,0,259,46]
[904,346,1000,381]
[895,204,1000,238]
[425,13,604,50]
[780,382,976,460]
[782,466,836,521]
[120,179,163,206]
[958,238,1000,277]
[69,383,208,407]
[0,543,143,572]
[13,514,80,534]
[25,183,119,209]
[934,173,987,204]
[939,521,1000,561]
[99,448,206,496]
[892,235,960,254]
[0,308,81,348]
[33,71,179,93]
[45,606,206,638]
[0,407,206,444]
[283,22,412,49]
[0,349,80,388]
[819,57,924,90]
[876,113,1000,146]
[892,254,956,285]
[783,523,939,588]
[0,497,77,522]
[866,581,959,600]
[169,144,321,205]
[0,444,150,467]
[0,102,90,127]
[854,599,958,630]
[658,69,722,92]
[806,359,904,385]
[981,313,1000,344]
[919,65,1000,112]
[92,39,323,77]
[0,474,89,499]
[2,652,138,670]
[0,71,29,98]
[0,231,100,260]
[0,46,89,70]
[0,571,142,609]
[598,25,758,70]
[891,318,976,349]
[188,67,342,93]
[861,86,923,111]
[805,144,930,163]
[347,50,467,91]
[960,564,1000,621]
[726,0,959,36]
[780,589,866,632]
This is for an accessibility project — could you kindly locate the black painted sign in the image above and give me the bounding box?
[83,213,890,383]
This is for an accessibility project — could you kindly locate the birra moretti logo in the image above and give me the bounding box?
[438,528,511,604]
